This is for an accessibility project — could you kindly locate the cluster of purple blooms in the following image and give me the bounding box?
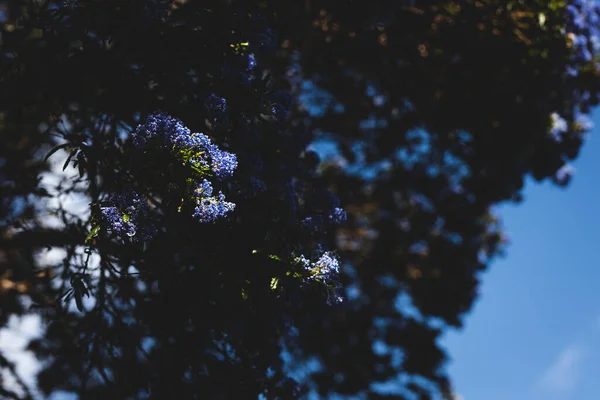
[547,1,600,184]
[99,30,346,309]
[564,0,600,117]
[329,207,348,224]
[549,112,568,142]
[191,179,236,224]
[133,111,237,222]
[294,252,343,304]
[566,0,600,74]
[551,0,599,134]
[132,111,238,182]
[100,112,238,239]
[100,190,157,241]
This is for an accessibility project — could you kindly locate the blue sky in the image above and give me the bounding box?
[442,109,600,400]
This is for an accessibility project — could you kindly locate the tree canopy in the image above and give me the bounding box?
[0,0,598,399]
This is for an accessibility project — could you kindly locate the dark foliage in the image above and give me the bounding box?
[0,0,597,399]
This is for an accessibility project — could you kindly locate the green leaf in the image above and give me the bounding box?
[122,214,131,223]
[85,225,101,243]
[270,277,279,290]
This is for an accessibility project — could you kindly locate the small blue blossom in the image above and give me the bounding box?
[100,190,156,241]
[549,112,568,141]
[308,252,340,280]
[296,251,344,305]
[132,111,186,148]
[293,255,311,268]
[193,179,214,197]
[575,113,594,130]
[302,216,322,232]
[208,146,238,180]
[565,0,600,82]
[554,163,575,186]
[134,112,238,180]
[328,207,347,224]
[247,54,257,71]
[192,192,236,223]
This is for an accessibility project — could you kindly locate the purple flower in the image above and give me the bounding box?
[549,112,568,141]
[190,179,235,223]
[309,252,340,280]
[208,146,237,180]
[192,192,236,223]
[575,113,594,130]
[328,207,347,224]
[100,191,156,241]
[193,179,213,198]
[246,54,257,71]
[296,251,344,305]
[133,112,238,180]
[132,111,189,149]
[554,164,575,186]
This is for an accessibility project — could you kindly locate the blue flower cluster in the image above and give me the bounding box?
[549,112,568,142]
[191,179,236,223]
[554,163,576,186]
[100,190,157,241]
[98,112,237,240]
[134,112,237,223]
[329,207,348,225]
[546,1,600,183]
[566,0,600,75]
[133,111,237,181]
[207,35,348,303]
[295,252,343,304]
[564,0,600,118]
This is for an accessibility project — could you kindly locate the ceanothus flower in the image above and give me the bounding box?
[208,145,238,180]
[193,179,213,198]
[575,113,594,131]
[192,192,236,223]
[133,112,237,180]
[328,207,347,224]
[294,252,343,304]
[191,179,235,223]
[132,111,188,148]
[554,164,575,186]
[307,252,340,281]
[565,0,600,80]
[246,54,257,71]
[100,190,156,241]
[549,112,568,141]
[293,255,311,269]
